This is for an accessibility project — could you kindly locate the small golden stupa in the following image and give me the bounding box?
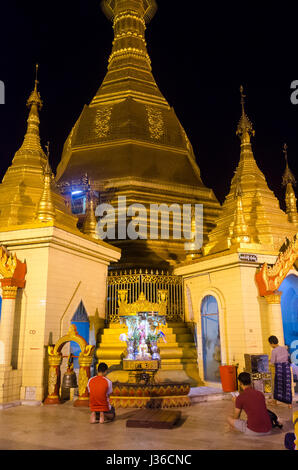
[0,65,78,232]
[203,86,298,256]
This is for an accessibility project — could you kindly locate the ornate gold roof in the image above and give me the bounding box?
[203,87,297,256]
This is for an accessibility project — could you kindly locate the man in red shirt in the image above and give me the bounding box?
[227,372,272,436]
[88,362,115,424]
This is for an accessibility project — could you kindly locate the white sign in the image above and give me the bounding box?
[239,253,258,262]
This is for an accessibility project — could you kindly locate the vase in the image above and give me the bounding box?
[126,340,135,360]
[150,341,160,360]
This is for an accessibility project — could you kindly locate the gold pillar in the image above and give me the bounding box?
[44,348,63,405]
[265,292,285,345]
[0,281,18,368]
[74,350,94,407]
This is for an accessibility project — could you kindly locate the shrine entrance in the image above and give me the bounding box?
[200,295,221,383]
[280,274,298,357]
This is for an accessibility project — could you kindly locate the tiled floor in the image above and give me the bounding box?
[0,398,295,450]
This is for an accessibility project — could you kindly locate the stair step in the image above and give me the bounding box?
[167,327,191,334]
[175,334,194,342]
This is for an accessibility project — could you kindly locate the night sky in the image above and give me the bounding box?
[0,1,298,208]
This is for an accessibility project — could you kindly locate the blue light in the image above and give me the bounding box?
[71,190,83,195]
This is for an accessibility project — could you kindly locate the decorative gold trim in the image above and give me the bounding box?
[1,285,18,300]
[118,290,168,316]
[264,292,282,304]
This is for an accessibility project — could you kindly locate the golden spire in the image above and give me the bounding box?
[236,86,255,145]
[35,142,56,222]
[81,178,98,239]
[282,144,298,224]
[13,64,46,163]
[27,64,43,109]
[282,143,296,186]
[89,0,165,107]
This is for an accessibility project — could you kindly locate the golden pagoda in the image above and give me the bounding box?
[203,86,297,256]
[56,0,221,269]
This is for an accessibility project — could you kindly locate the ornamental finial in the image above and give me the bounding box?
[27,63,43,110]
[282,143,296,187]
[35,141,56,223]
[236,85,255,143]
[240,85,245,111]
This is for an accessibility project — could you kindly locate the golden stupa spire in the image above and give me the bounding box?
[236,86,255,145]
[81,177,98,239]
[13,64,46,163]
[35,142,56,222]
[27,64,43,109]
[282,143,298,224]
[282,143,296,186]
[89,0,165,107]
[101,0,157,72]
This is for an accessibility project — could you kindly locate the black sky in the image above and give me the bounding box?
[0,0,298,207]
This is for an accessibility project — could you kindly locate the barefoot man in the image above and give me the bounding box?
[88,362,115,424]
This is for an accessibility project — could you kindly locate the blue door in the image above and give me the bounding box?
[201,295,221,382]
[280,274,298,358]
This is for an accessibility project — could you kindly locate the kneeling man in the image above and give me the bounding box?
[227,372,272,436]
[88,362,115,424]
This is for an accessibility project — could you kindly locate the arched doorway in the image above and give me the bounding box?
[280,274,298,357]
[201,295,221,382]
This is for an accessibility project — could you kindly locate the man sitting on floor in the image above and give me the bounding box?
[227,372,272,436]
[88,362,115,424]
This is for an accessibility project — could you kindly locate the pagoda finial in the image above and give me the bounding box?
[282,143,296,187]
[82,182,98,239]
[35,142,56,222]
[236,85,255,143]
[101,0,157,24]
[281,144,298,224]
[27,64,43,110]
